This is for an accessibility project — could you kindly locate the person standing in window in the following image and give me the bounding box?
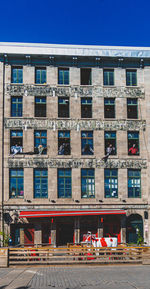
[129,144,138,155]
[102,144,115,162]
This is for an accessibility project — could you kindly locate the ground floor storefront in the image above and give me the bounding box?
[9,209,146,246]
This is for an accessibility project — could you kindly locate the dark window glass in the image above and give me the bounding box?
[104,98,115,118]
[127,98,138,119]
[105,131,116,155]
[81,131,94,155]
[103,69,114,86]
[104,169,118,198]
[35,67,46,84]
[35,97,46,117]
[126,70,137,86]
[128,169,141,198]
[11,97,22,117]
[58,169,72,198]
[81,98,92,118]
[34,169,48,198]
[58,68,69,85]
[58,97,69,118]
[128,132,139,155]
[58,131,70,155]
[10,130,23,155]
[9,169,24,198]
[81,68,92,85]
[81,169,95,198]
[34,130,47,155]
[11,67,23,83]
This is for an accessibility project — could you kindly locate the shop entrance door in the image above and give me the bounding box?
[24,228,34,245]
[103,218,121,243]
[56,218,74,246]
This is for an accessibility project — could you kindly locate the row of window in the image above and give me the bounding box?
[9,168,141,199]
[10,130,140,156]
[11,96,138,119]
[11,67,138,86]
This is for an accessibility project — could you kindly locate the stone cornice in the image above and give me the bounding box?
[7,158,147,169]
[6,84,145,98]
[4,118,146,131]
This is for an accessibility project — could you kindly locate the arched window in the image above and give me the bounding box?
[126,214,143,244]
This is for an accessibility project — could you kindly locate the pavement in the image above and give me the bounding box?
[0,265,150,289]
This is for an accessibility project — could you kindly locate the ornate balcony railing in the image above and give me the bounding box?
[6,84,145,98]
[8,157,147,169]
[4,118,146,131]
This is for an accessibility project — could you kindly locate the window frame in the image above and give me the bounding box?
[34,168,48,198]
[81,168,95,198]
[81,131,94,155]
[58,131,70,155]
[127,98,138,119]
[34,130,47,155]
[126,69,137,86]
[104,131,116,155]
[11,66,23,84]
[103,69,114,86]
[11,96,23,117]
[9,169,24,199]
[10,130,23,155]
[104,98,115,118]
[35,67,46,84]
[81,97,92,118]
[58,67,69,85]
[128,131,139,156]
[58,97,70,118]
[104,169,118,198]
[35,96,46,117]
[128,169,141,198]
[80,68,92,85]
[57,168,72,198]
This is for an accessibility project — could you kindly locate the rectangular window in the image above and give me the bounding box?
[81,169,95,198]
[104,169,118,198]
[126,70,137,86]
[58,169,72,198]
[35,67,46,84]
[10,130,23,155]
[58,68,69,85]
[128,132,139,155]
[104,98,115,118]
[34,169,48,198]
[9,169,24,198]
[81,131,94,155]
[58,131,70,155]
[127,98,138,119]
[103,69,114,86]
[128,169,141,198]
[80,68,92,85]
[11,66,23,83]
[35,97,46,117]
[34,130,47,155]
[58,97,69,118]
[105,131,116,155]
[81,97,92,118]
[11,97,22,117]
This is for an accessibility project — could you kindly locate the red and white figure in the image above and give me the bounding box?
[83,231,118,247]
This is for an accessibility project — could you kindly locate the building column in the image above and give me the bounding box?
[74,217,80,244]
[121,215,126,244]
[20,228,24,246]
[97,217,103,237]
[51,218,56,247]
[34,224,42,246]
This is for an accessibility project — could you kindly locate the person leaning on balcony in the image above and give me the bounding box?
[129,144,138,155]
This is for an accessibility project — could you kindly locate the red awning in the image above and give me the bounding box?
[19,209,126,218]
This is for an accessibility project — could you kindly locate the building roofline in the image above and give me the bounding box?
[0,42,150,58]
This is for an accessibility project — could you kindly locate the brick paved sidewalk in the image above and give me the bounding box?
[0,265,150,289]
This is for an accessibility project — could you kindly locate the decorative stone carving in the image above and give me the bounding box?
[6,84,145,98]
[8,158,147,169]
[5,118,146,131]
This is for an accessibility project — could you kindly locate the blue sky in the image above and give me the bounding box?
[0,0,149,47]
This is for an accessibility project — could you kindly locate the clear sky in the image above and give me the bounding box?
[0,0,150,47]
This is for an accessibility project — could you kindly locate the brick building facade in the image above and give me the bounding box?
[0,43,149,246]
